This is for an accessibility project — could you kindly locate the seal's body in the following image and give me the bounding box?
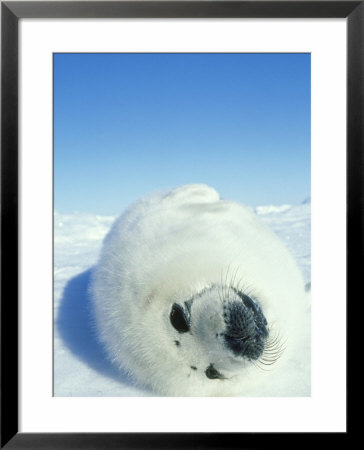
[91,184,309,396]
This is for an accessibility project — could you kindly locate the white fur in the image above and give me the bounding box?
[91,184,309,396]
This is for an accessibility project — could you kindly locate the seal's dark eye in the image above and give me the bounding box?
[205,364,225,380]
[170,303,190,333]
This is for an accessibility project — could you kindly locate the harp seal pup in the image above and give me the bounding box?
[91,184,310,396]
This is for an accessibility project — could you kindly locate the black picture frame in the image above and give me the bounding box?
[1,1,358,448]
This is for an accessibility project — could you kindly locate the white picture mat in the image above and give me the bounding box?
[19,18,346,432]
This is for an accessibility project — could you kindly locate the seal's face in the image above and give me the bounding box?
[168,285,271,381]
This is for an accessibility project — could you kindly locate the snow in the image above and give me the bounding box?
[54,201,310,397]
[254,204,292,215]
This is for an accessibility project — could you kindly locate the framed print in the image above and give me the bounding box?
[52,51,312,400]
[2,1,359,448]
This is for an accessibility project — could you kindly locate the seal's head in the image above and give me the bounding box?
[167,284,280,384]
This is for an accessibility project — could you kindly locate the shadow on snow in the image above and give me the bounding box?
[56,268,136,390]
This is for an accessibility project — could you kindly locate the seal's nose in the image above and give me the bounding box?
[223,297,268,360]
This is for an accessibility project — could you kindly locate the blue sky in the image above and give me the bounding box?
[54,53,310,215]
